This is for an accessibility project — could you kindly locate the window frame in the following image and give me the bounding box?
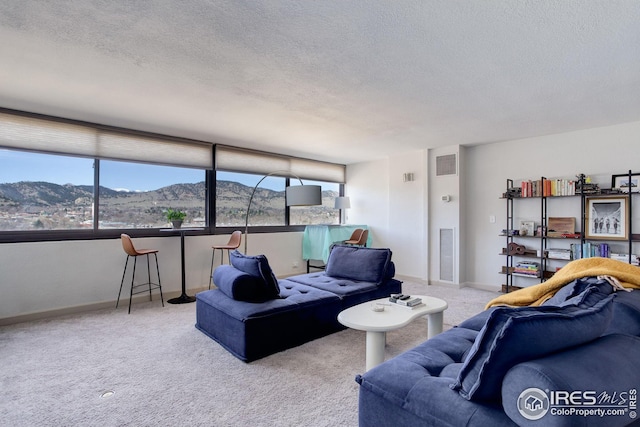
[0,109,346,243]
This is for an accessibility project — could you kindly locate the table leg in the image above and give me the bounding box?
[427,311,444,338]
[365,330,386,371]
[168,230,195,304]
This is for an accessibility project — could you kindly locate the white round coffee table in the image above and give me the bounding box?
[337,295,448,371]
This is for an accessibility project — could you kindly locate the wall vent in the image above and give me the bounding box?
[439,228,454,282]
[436,154,457,176]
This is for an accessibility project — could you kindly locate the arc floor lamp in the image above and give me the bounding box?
[243,171,322,253]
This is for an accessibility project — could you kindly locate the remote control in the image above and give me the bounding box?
[399,295,411,300]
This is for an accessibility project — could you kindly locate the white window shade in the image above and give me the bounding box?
[97,132,212,169]
[215,146,291,175]
[0,112,98,157]
[216,145,345,183]
[0,111,213,169]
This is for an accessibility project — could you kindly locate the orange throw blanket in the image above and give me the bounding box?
[486,257,640,308]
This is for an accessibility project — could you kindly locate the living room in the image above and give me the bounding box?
[2,2,640,426]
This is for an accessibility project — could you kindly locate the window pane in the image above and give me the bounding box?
[0,149,94,231]
[99,160,205,229]
[290,180,340,225]
[216,171,285,227]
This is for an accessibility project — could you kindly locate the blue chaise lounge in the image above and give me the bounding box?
[196,244,402,362]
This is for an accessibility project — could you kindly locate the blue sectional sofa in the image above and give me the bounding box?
[356,273,640,427]
[196,245,402,362]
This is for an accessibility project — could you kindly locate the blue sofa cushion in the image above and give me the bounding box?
[605,290,640,336]
[451,290,615,402]
[284,272,379,297]
[325,245,392,284]
[542,276,612,306]
[229,250,280,299]
[213,265,274,302]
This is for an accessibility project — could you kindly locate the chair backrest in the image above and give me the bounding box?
[357,229,369,246]
[121,234,139,256]
[348,228,363,241]
[228,230,242,248]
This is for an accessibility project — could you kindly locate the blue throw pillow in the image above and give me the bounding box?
[213,265,274,302]
[229,250,280,299]
[542,277,612,306]
[451,292,614,402]
[325,245,392,283]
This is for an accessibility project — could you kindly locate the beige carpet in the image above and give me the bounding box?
[0,281,498,427]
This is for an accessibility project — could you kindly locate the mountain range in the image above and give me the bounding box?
[0,180,338,230]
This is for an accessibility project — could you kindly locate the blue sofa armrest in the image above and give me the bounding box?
[213,264,275,302]
[502,334,640,427]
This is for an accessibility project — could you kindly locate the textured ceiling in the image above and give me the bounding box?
[1,1,639,165]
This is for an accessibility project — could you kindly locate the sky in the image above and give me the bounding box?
[0,149,332,192]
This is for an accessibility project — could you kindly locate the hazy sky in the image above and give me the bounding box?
[0,149,330,192]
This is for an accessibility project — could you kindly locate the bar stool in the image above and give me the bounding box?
[209,231,242,289]
[117,234,164,313]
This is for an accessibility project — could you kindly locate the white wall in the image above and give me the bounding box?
[345,158,390,246]
[0,231,305,322]
[347,119,640,292]
[465,119,640,290]
[346,152,428,280]
[4,119,640,322]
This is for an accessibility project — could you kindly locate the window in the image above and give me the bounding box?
[216,171,286,227]
[0,150,94,231]
[290,180,340,225]
[215,145,345,230]
[99,160,206,229]
[0,110,346,242]
[216,173,342,228]
[0,151,208,232]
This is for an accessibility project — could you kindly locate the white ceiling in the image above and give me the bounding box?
[1,1,639,165]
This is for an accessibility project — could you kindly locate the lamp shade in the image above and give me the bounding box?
[334,196,351,209]
[285,185,322,206]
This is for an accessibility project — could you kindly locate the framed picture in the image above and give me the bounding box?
[611,174,640,193]
[519,220,535,237]
[585,196,628,240]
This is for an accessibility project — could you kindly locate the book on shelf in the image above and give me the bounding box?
[570,243,610,260]
[520,178,577,198]
[610,253,639,265]
[513,261,540,277]
[547,248,572,260]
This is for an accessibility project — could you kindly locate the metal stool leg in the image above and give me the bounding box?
[154,253,164,307]
[209,249,215,290]
[116,255,130,309]
[129,256,138,314]
[146,254,153,301]
[209,248,228,289]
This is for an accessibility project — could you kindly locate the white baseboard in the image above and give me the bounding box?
[0,288,207,326]
[461,282,502,292]
[398,277,501,293]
